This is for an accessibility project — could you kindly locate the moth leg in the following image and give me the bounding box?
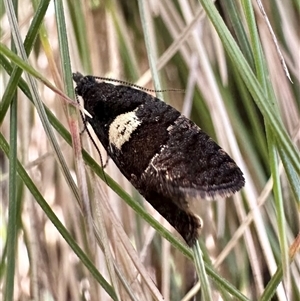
[79,112,90,135]
[79,125,87,135]
[102,155,110,169]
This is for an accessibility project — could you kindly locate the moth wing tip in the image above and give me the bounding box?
[178,180,245,201]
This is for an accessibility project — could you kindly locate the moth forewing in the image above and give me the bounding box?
[73,72,245,246]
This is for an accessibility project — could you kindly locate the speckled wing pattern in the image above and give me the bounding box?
[73,73,245,246]
[142,115,244,201]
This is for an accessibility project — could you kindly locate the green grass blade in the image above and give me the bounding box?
[0,132,119,301]
[243,0,290,285]
[0,0,51,124]
[199,0,300,174]
[193,242,213,301]
[4,70,18,301]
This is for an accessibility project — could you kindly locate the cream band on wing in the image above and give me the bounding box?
[108,110,141,150]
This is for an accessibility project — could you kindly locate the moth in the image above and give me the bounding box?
[73,72,245,246]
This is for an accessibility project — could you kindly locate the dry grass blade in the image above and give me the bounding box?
[1,1,299,300]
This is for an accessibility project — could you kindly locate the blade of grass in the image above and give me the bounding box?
[4,1,18,300]
[198,0,300,175]
[4,56,18,301]
[66,0,92,72]
[277,146,300,205]
[0,43,77,109]
[137,0,162,95]
[108,5,140,80]
[0,132,119,301]
[193,242,213,301]
[2,1,298,299]
[243,0,290,290]
[0,0,51,124]
[221,0,254,68]
[259,232,300,301]
[2,0,80,211]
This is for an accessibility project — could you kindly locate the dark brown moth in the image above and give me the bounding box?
[73,73,245,246]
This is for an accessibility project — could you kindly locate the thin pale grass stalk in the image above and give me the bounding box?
[186,169,278,298]
[91,220,142,301]
[161,239,171,300]
[274,0,299,82]
[139,219,158,262]
[3,0,81,224]
[244,0,290,296]
[108,4,140,80]
[199,1,299,299]
[199,0,300,172]
[181,54,198,118]
[255,0,291,81]
[137,0,162,95]
[157,1,195,78]
[106,11,122,78]
[0,44,83,112]
[193,242,213,301]
[98,184,165,301]
[82,173,142,300]
[136,6,205,87]
[209,21,228,85]
[90,172,121,298]
[0,0,51,123]
[235,193,265,295]
[2,0,299,300]
[236,192,266,296]
[260,231,300,301]
[0,133,118,300]
[55,0,122,297]
[26,194,40,300]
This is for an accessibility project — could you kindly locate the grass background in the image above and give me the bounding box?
[1,0,299,300]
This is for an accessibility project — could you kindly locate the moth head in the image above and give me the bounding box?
[73,73,113,120]
[73,73,95,97]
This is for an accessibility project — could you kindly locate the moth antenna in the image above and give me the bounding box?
[75,92,109,185]
[94,76,184,94]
